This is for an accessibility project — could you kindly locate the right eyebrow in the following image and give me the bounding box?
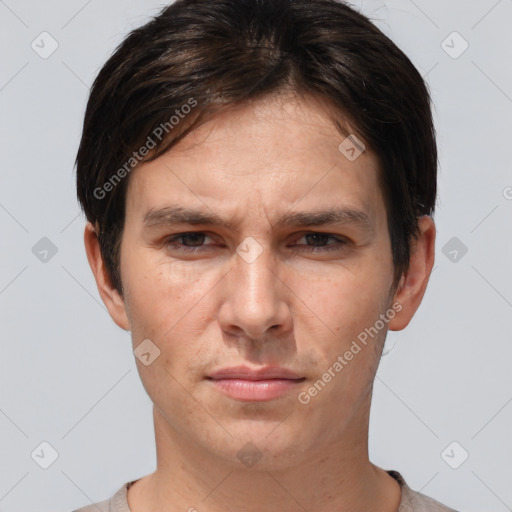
[143,206,231,229]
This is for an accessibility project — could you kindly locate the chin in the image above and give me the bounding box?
[205,419,316,471]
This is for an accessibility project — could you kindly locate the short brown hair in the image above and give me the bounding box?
[76,0,437,295]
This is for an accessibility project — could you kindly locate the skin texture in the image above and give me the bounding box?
[84,92,435,512]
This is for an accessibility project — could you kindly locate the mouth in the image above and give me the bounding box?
[207,366,305,402]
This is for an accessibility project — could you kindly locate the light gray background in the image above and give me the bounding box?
[1,0,511,511]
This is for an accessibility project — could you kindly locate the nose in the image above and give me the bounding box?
[218,242,292,341]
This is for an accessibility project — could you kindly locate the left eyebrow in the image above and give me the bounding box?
[142,205,374,233]
[276,207,374,232]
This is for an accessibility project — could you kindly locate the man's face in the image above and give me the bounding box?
[118,94,398,468]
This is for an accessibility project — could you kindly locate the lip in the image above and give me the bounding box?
[207,366,305,402]
[208,365,303,380]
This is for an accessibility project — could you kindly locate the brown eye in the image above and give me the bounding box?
[294,232,349,253]
[165,232,214,252]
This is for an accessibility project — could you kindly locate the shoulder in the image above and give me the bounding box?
[71,481,132,512]
[389,470,460,512]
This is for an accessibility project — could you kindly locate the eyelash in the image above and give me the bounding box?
[164,232,349,254]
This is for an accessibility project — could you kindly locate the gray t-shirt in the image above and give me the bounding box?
[72,470,458,511]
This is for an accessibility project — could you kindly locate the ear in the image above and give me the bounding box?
[388,215,436,331]
[83,222,130,331]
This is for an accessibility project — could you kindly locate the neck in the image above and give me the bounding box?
[128,404,401,512]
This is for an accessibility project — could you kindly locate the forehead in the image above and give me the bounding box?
[125,93,385,230]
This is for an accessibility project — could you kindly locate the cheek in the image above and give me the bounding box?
[290,265,389,333]
[288,266,392,390]
[122,252,218,342]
